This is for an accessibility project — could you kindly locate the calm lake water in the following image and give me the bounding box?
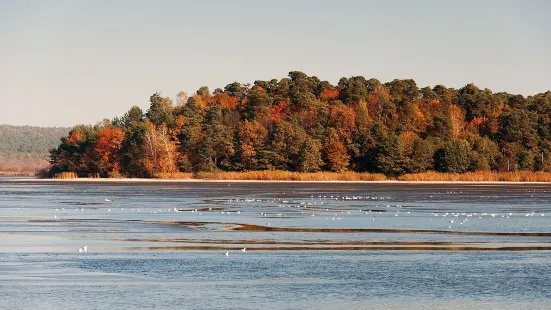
[1,179,550,309]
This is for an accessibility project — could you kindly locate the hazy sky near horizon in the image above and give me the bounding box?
[1,0,550,127]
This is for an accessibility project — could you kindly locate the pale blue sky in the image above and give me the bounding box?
[1,0,550,126]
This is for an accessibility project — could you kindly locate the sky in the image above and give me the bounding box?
[1,0,550,127]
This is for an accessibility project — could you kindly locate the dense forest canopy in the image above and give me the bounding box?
[49,72,551,178]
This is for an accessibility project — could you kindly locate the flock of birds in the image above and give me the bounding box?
[78,246,247,255]
[63,191,547,253]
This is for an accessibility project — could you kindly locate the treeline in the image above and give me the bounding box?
[49,72,551,178]
[0,125,70,173]
[0,125,70,156]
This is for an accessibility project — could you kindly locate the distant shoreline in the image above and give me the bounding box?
[3,177,551,185]
[0,171,36,176]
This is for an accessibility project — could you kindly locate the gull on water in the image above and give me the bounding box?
[78,245,88,253]
[225,251,229,257]
[241,248,246,252]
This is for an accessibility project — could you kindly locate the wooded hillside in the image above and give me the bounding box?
[0,125,70,173]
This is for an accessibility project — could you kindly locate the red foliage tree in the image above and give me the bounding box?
[270,101,287,122]
[321,88,339,101]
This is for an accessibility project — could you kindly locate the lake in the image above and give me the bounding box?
[1,179,550,309]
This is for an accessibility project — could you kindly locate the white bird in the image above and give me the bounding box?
[105,199,112,202]
[78,245,87,253]
[241,248,246,252]
[225,251,229,257]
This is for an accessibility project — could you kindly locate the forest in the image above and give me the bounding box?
[0,125,69,174]
[49,71,551,178]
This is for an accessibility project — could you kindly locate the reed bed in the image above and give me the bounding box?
[195,170,387,181]
[45,170,551,182]
[153,172,195,179]
[397,171,551,182]
[52,171,79,179]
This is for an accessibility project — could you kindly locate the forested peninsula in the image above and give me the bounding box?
[48,72,551,180]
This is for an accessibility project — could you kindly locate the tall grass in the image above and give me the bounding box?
[195,170,387,181]
[153,172,194,179]
[47,170,551,182]
[52,171,79,179]
[397,171,551,182]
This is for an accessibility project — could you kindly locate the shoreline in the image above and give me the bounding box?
[3,177,551,185]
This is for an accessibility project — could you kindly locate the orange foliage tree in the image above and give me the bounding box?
[214,92,239,110]
[93,127,125,176]
[324,128,350,172]
[67,131,84,145]
[329,104,356,143]
[237,120,268,170]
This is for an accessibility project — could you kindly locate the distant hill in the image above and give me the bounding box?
[0,125,70,173]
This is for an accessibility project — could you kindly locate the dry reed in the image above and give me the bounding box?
[153,172,195,179]
[397,171,551,182]
[194,170,387,181]
[53,171,79,179]
[46,170,551,182]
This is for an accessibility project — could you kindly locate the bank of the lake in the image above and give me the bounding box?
[13,170,551,183]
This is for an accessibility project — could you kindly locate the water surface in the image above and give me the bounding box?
[1,180,550,309]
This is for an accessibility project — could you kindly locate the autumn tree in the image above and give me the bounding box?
[142,120,177,176]
[93,127,125,177]
[236,120,269,171]
[323,128,350,172]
